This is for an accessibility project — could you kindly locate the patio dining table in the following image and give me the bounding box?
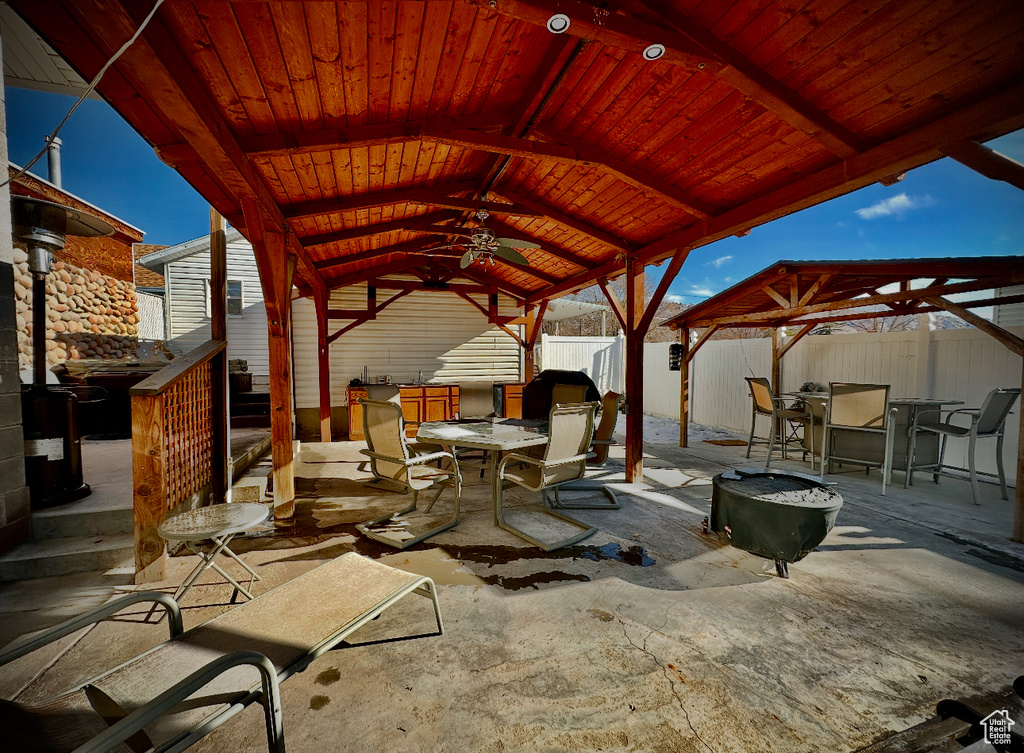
[416,418,549,524]
[787,392,964,473]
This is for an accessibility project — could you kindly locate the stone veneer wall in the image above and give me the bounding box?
[13,246,139,370]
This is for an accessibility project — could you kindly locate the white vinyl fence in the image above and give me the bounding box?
[538,333,625,394]
[542,327,1022,484]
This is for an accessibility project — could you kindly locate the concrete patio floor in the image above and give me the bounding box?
[1,417,1022,752]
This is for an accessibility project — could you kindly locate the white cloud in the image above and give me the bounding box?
[665,294,685,304]
[705,255,733,268]
[855,193,933,220]
[689,287,714,297]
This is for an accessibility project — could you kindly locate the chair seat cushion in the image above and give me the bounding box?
[504,460,584,490]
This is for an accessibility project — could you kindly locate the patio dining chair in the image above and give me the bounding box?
[906,387,1020,505]
[355,399,462,549]
[0,553,442,753]
[820,383,898,495]
[495,402,600,551]
[744,377,808,468]
[551,390,622,509]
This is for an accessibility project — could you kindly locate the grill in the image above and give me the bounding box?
[709,468,843,578]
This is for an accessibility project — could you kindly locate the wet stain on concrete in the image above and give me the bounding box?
[937,532,1024,574]
[315,667,341,686]
[480,571,590,591]
[578,542,655,567]
[587,608,615,622]
[309,695,331,710]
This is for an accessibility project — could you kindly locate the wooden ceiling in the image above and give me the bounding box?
[11,0,1024,305]
[661,256,1024,331]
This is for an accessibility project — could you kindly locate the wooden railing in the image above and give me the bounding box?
[130,339,227,582]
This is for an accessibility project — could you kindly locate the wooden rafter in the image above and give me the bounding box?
[486,217,596,271]
[941,141,1024,192]
[300,210,462,249]
[313,239,453,271]
[637,0,866,158]
[533,123,716,220]
[598,278,627,331]
[239,112,513,158]
[283,181,476,221]
[406,195,542,217]
[494,190,634,253]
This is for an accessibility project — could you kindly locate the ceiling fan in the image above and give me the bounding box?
[432,209,539,269]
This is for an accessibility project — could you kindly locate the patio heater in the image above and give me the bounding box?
[13,196,114,508]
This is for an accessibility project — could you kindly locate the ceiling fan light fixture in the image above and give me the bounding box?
[643,43,666,61]
[547,14,570,33]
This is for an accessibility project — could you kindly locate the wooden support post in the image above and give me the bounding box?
[771,327,781,394]
[522,301,547,380]
[624,257,644,482]
[209,208,228,505]
[314,287,332,442]
[242,198,296,521]
[1015,356,1024,544]
[679,327,689,448]
[132,392,166,582]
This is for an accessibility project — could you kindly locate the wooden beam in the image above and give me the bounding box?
[923,297,1023,357]
[487,217,596,270]
[283,181,476,221]
[313,287,332,442]
[407,194,543,217]
[313,239,451,271]
[624,257,645,482]
[762,284,790,309]
[685,325,719,363]
[777,324,816,359]
[456,291,489,318]
[522,301,548,379]
[454,0,721,71]
[598,278,628,331]
[638,0,866,158]
[435,259,531,302]
[771,328,781,395]
[679,327,689,449]
[240,112,513,158]
[496,189,634,253]
[209,208,228,505]
[300,210,461,249]
[638,249,691,335]
[687,278,1010,328]
[325,290,414,343]
[797,274,832,308]
[533,123,716,220]
[498,324,527,348]
[942,140,1024,192]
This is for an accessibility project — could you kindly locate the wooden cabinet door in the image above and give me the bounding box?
[503,383,524,419]
[424,394,450,422]
[400,388,422,436]
[348,389,368,440]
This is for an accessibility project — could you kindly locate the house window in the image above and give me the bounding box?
[206,280,244,318]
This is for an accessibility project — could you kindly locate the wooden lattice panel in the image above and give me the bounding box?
[162,359,213,509]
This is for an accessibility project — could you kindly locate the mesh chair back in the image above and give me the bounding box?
[361,399,409,482]
[745,377,775,415]
[591,391,620,465]
[828,383,890,428]
[551,383,588,407]
[459,381,495,418]
[544,402,597,484]
[977,388,1021,435]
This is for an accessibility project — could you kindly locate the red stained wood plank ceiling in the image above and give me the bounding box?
[10,0,1024,301]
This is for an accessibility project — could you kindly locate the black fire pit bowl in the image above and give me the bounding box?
[709,468,843,578]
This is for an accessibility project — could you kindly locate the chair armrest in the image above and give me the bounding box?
[73,650,283,753]
[0,592,183,667]
[360,449,455,467]
[591,438,614,447]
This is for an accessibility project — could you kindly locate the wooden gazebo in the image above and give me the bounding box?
[11,1,1024,563]
[662,256,1024,541]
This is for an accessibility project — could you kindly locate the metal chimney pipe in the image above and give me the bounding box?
[44,135,62,187]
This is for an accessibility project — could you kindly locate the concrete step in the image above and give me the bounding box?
[31,498,133,540]
[0,533,134,582]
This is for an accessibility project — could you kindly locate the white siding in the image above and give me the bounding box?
[293,284,521,410]
[165,240,269,375]
[136,291,165,341]
[995,286,1024,327]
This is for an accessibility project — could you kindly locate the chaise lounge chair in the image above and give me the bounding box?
[0,553,443,753]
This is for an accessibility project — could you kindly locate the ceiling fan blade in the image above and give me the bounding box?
[459,249,475,268]
[494,246,529,265]
[495,237,539,249]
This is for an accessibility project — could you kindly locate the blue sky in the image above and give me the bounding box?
[5,87,1023,297]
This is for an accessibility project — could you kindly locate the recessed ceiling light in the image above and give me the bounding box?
[547,14,570,33]
[643,43,666,61]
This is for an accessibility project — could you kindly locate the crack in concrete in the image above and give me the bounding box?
[618,618,716,753]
